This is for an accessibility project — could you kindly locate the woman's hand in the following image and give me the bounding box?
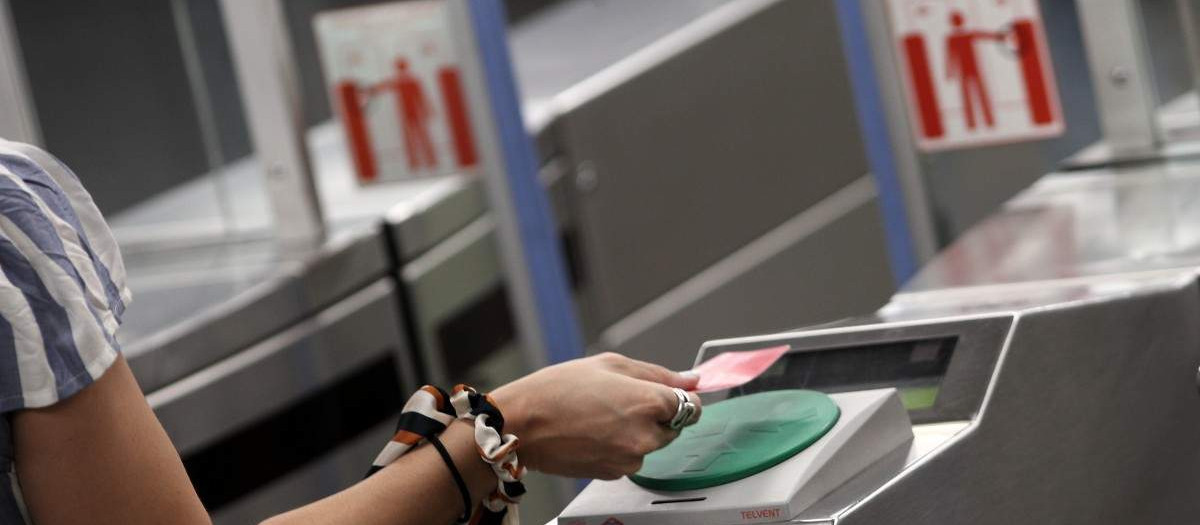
[490,352,702,480]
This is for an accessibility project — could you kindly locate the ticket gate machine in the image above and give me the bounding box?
[555,157,1200,523]
[558,273,1200,524]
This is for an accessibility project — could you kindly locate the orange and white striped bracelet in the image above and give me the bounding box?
[367,384,526,525]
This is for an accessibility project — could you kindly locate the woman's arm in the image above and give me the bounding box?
[265,352,702,524]
[263,419,493,525]
[13,355,211,525]
[14,352,697,525]
[15,355,498,525]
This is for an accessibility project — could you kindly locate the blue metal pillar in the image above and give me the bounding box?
[834,0,920,284]
[461,0,585,365]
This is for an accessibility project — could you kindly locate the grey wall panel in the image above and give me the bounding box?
[10,0,208,214]
[184,0,252,163]
[560,0,871,332]
[605,186,893,371]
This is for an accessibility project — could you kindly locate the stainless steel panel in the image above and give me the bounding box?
[384,176,488,262]
[509,0,732,116]
[842,281,1200,523]
[116,121,480,393]
[125,229,392,393]
[1076,0,1162,156]
[400,215,507,385]
[554,0,871,332]
[147,278,412,456]
[902,158,1200,296]
[600,177,894,371]
[682,275,1200,523]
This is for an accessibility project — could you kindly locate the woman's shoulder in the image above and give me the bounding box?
[0,139,130,413]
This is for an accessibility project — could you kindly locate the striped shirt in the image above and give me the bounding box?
[0,139,130,524]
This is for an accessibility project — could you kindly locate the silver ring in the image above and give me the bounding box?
[669,388,697,430]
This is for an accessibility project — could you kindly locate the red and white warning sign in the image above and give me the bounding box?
[316,1,479,184]
[886,0,1064,151]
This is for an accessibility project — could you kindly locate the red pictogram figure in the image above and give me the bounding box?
[945,11,1006,130]
[395,58,438,171]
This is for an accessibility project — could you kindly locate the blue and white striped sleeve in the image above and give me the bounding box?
[0,139,131,413]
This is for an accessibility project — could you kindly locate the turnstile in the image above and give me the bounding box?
[553,148,1200,524]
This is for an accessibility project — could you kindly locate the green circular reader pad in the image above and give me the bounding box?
[629,389,840,491]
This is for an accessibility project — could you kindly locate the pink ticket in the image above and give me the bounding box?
[691,344,791,393]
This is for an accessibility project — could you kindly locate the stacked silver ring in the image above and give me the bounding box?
[668,388,698,430]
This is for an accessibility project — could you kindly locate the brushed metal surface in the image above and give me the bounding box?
[1075,0,1162,157]
[603,178,894,371]
[673,275,1200,523]
[384,176,488,262]
[400,215,506,386]
[903,159,1200,296]
[841,280,1200,523]
[555,0,871,332]
[124,228,392,393]
[147,278,412,456]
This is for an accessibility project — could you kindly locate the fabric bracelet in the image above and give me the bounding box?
[366,385,457,478]
[367,384,527,525]
[450,385,527,525]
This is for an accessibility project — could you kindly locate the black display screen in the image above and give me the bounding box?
[734,337,956,412]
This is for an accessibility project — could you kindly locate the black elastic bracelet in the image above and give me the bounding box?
[428,434,472,523]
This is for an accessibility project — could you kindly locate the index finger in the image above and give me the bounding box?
[604,353,700,390]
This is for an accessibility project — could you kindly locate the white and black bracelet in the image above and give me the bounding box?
[367,384,526,525]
